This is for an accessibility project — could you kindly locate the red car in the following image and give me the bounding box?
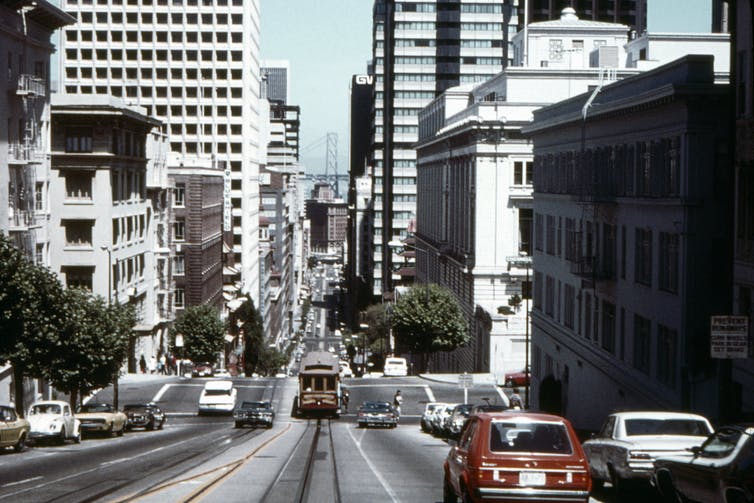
[504,367,530,387]
[443,412,591,503]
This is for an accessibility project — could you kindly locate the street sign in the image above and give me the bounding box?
[710,315,749,359]
[458,373,473,389]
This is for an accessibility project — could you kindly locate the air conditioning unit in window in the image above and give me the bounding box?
[175,243,182,253]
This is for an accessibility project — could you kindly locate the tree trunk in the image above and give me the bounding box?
[70,389,79,411]
[13,365,25,418]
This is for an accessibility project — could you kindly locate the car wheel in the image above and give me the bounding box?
[266,423,273,429]
[74,431,81,444]
[443,475,458,503]
[725,488,749,503]
[461,484,475,503]
[117,424,125,437]
[147,420,155,431]
[14,434,26,453]
[158,420,164,430]
[234,422,242,428]
[57,427,66,445]
[608,465,624,493]
[108,423,115,437]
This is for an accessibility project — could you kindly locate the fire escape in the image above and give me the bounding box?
[8,73,46,259]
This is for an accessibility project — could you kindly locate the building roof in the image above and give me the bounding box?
[527,7,628,30]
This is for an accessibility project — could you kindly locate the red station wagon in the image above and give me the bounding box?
[443,412,591,503]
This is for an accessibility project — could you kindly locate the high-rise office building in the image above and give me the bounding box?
[261,60,290,104]
[59,0,262,307]
[370,0,517,297]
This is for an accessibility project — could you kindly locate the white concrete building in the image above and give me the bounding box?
[59,0,262,308]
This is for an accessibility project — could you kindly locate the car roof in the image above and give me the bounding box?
[203,380,234,390]
[474,411,570,423]
[30,400,69,406]
[610,411,711,421]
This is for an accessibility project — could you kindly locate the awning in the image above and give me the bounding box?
[222,292,235,301]
[223,284,239,292]
[224,266,239,275]
[227,298,244,311]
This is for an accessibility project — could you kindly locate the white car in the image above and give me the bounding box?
[213,368,231,378]
[583,411,713,490]
[339,361,353,378]
[198,380,237,415]
[383,357,408,377]
[27,400,81,445]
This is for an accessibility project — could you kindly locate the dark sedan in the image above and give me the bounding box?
[357,401,398,428]
[233,401,275,429]
[123,403,166,430]
[653,424,754,503]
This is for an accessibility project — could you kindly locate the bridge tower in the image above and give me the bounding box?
[326,132,339,198]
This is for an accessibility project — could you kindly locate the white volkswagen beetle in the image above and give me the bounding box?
[27,400,81,445]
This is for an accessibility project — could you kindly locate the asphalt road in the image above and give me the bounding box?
[1,375,663,502]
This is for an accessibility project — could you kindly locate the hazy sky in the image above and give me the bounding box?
[260,0,373,176]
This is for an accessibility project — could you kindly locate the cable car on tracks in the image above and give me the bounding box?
[293,351,341,419]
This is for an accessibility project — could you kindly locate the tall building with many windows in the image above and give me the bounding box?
[370,0,517,297]
[58,0,262,307]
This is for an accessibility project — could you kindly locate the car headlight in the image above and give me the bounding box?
[49,421,61,431]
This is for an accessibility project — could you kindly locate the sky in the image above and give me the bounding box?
[260,0,373,176]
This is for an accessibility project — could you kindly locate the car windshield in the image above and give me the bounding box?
[77,404,113,413]
[490,421,573,454]
[454,405,472,417]
[699,428,744,458]
[241,401,269,409]
[362,402,391,412]
[30,404,61,415]
[624,419,710,436]
[205,389,231,396]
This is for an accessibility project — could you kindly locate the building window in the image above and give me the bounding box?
[174,288,185,308]
[601,301,616,354]
[602,223,616,278]
[173,219,185,241]
[563,283,575,329]
[533,271,543,311]
[635,228,652,286]
[64,220,93,247]
[174,255,185,275]
[63,266,94,290]
[65,127,93,153]
[65,171,93,200]
[534,213,544,251]
[546,215,555,255]
[545,275,554,317]
[584,293,592,340]
[657,324,677,387]
[633,315,651,374]
[35,182,44,211]
[174,183,185,207]
[659,232,679,293]
[519,208,532,255]
[514,161,524,185]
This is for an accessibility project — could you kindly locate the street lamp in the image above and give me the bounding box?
[100,245,119,410]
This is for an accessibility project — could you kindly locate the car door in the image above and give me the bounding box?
[587,416,616,480]
[450,418,478,492]
[63,404,74,437]
[0,407,11,445]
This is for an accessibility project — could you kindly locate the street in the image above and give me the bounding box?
[0,373,665,502]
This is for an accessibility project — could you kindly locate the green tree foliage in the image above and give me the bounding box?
[46,289,134,407]
[232,297,265,375]
[364,303,389,350]
[172,305,225,364]
[391,284,469,357]
[0,233,67,416]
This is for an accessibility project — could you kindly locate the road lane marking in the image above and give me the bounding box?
[1,476,43,488]
[152,383,172,402]
[343,383,427,388]
[424,385,436,402]
[346,424,399,502]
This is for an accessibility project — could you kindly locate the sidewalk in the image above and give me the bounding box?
[417,373,499,386]
[118,372,177,385]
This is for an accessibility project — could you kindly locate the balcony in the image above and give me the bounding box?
[16,74,46,98]
[8,142,43,164]
[8,209,36,230]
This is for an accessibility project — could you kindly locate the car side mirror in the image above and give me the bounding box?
[688,446,701,456]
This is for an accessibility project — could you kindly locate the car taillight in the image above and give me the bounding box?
[629,450,652,460]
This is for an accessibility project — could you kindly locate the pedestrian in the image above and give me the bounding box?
[341,389,350,413]
[159,354,167,375]
[509,387,523,409]
[393,390,403,416]
[148,355,157,374]
[139,354,147,374]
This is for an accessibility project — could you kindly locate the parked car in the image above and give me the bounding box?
[233,401,275,429]
[504,366,530,387]
[421,402,445,433]
[446,403,473,439]
[357,401,398,428]
[192,362,214,378]
[123,403,166,430]
[444,411,591,503]
[470,403,509,415]
[198,380,237,415]
[213,368,231,378]
[76,403,128,437]
[431,403,457,436]
[583,411,713,490]
[339,361,353,378]
[382,357,408,377]
[27,400,81,445]
[653,423,754,503]
[0,405,30,452]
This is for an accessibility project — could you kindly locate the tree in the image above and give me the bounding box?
[391,284,469,371]
[231,296,265,376]
[45,289,134,407]
[0,233,67,416]
[172,305,225,364]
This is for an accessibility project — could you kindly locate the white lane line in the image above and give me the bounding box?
[1,476,43,488]
[344,384,427,388]
[346,425,399,502]
[101,456,137,466]
[152,383,172,402]
[424,385,436,402]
